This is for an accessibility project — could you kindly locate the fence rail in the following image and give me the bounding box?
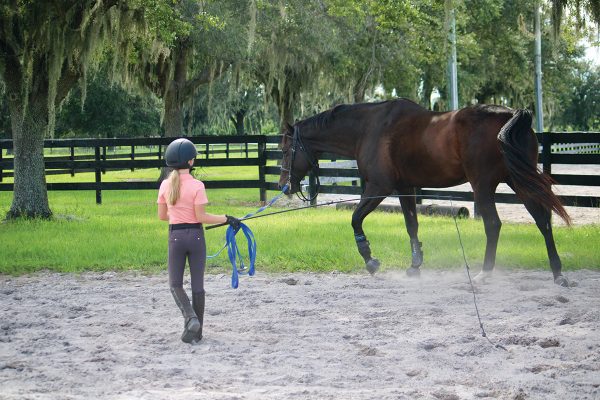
[0,132,599,209]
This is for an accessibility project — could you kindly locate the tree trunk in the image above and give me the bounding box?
[163,85,185,138]
[6,87,51,219]
[421,71,433,109]
[272,83,295,134]
[159,42,189,181]
[154,42,227,181]
[3,50,80,219]
[280,100,294,133]
[158,84,182,180]
[267,70,298,134]
[353,76,366,103]
[231,109,246,135]
[159,86,182,180]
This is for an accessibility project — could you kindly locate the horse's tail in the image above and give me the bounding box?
[498,109,571,226]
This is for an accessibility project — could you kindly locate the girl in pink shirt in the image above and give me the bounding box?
[157,138,240,344]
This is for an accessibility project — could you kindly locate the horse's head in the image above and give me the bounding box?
[278,122,314,195]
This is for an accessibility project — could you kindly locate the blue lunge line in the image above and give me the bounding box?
[208,185,288,288]
[226,223,256,289]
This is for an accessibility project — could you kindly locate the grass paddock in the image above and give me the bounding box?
[0,168,598,275]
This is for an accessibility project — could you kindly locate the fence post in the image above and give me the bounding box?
[130,145,135,172]
[258,139,266,204]
[541,132,553,222]
[226,143,230,159]
[0,146,3,183]
[95,146,102,204]
[541,132,551,176]
[70,146,75,177]
[101,146,107,174]
[309,171,317,205]
[158,144,162,170]
[206,144,209,159]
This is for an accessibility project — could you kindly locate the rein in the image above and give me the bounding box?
[286,125,320,202]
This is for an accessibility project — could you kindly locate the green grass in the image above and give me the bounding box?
[0,168,599,275]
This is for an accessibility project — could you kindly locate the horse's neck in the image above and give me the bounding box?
[304,125,358,158]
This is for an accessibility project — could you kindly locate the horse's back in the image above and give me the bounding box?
[377,101,462,187]
[384,103,521,188]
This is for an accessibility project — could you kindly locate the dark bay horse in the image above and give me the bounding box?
[278,99,571,286]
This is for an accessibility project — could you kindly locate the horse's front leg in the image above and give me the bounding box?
[399,188,423,277]
[351,188,388,275]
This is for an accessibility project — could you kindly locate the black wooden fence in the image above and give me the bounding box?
[0,133,599,208]
[0,136,268,204]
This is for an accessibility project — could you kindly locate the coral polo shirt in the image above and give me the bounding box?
[157,170,209,224]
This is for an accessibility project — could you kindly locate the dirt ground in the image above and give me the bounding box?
[1,268,599,400]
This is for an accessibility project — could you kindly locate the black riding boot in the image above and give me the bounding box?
[192,291,205,342]
[170,287,201,344]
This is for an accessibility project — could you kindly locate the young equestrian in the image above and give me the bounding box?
[157,138,240,343]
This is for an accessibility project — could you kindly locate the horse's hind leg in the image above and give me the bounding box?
[506,180,567,286]
[473,188,502,281]
[352,186,389,275]
[398,188,423,276]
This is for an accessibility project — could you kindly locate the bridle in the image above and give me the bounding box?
[281,125,320,202]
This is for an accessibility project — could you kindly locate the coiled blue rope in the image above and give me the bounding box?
[225,223,256,289]
[208,185,288,288]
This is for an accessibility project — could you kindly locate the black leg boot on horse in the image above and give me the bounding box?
[408,238,423,275]
[192,291,205,342]
[352,191,387,275]
[355,234,380,274]
[171,287,201,343]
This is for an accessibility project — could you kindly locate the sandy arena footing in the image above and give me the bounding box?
[1,269,599,399]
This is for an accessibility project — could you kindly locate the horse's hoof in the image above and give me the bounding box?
[411,257,423,269]
[406,267,421,278]
[472,270,493,284]
[554,275,570,287]
[366,259,380,275]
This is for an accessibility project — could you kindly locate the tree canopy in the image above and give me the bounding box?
[0,0,598,219]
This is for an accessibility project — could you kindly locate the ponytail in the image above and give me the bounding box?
[167,169,180,205]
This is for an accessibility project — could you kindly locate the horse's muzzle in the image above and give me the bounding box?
[279,180,299,195]
[279,182,290,195]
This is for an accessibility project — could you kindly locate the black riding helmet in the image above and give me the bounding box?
[165,138,198,169]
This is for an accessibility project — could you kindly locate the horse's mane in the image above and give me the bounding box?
[471,104,512,115]
[301,101,511,131]
[301,99,420,129]
[301,105,347,129]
